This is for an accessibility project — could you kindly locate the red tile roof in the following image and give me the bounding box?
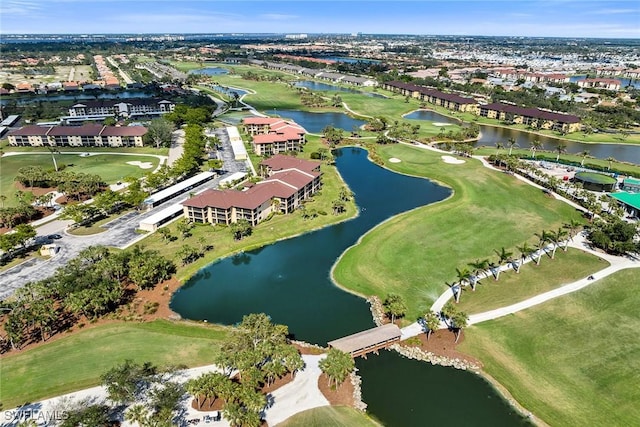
[9,125,51,136]
[260,155,321,173]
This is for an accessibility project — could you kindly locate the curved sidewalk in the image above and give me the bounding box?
[1,355,329,427]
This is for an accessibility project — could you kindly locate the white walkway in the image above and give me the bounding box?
[1,355,329,427]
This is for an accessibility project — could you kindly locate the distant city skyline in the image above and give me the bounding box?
[0,0,638,38]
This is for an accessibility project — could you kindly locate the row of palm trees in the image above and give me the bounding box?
[447,220,581,303]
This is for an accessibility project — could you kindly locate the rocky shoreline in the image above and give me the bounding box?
[390,343,481,371]
[350,370,367,411]
[367,296,386,326]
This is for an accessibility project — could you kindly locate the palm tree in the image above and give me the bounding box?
[529,139,542,159]
[495,141,504,155]
[125,404,148,427]
[579,150,590,167]
[563,219,581,242]
[493,247,513,278]
[605,156,616,171]
[551,227,569,256]
[516,242,534,272]
[424,311,440,341]
[456,267,474,291]
[534,231,548,265]
[451,311,469,343]
[507,137,518,156]
[468,258,489,286]
[555,142,567,162]
[446,281,462,303]
[46,146,60,172]
[319,348,355,388]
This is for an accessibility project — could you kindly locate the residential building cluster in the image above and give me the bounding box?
[65,98,175,121]
[182,155,322,226]
[93,55,121,89]
[383,80,581,132]
[7,124,147,147]
[243,117,307,156]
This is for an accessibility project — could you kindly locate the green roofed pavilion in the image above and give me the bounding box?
[610,192,640,217]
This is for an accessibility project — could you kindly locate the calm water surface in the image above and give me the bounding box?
[171,148,527,425]
[265,109,366,133]
[189,67,229,76]
[405,109,640,164]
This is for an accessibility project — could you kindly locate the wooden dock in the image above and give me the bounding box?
[327,324,401,358]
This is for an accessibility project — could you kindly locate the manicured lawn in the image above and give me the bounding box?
[140,135,358,282]
[456,248,609,314]
[458,269,640,426]
[279,406,382,427]
[1,141,168,156]
[0,320,228,408]
[332,143,584,322]
[0,153,159,207]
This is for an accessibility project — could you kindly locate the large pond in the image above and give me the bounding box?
[405,109,640,164]
[171,147,527,425]
[265,109,367,133]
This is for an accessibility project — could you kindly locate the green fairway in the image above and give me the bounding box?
[0,153,159,206]
[279,406,382,427]
[0,320,228,408]
[456,248,609,314]
[332,143,584,322]
[458,269,640,426]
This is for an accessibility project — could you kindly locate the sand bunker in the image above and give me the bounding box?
[126,161,154,169]
[433,122,452,127]
[441,155,466,164]
[389,158,402,163]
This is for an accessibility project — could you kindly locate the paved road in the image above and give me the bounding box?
[1,355,329,427]
[167,129,184,166]
[0,135,248,299]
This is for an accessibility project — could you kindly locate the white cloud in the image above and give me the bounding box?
[0,0,41,15]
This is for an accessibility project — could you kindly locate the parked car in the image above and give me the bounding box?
[47,234,62,240]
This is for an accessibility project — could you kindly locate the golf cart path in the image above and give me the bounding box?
[400,142,640,339]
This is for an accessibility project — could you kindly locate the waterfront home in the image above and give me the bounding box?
[576,78,621,91]
[242,117,307,156]
[182,156,321,226]
[479,102,581,133]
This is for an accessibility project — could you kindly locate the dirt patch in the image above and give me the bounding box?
[318,372,355,407]
[261,372,295,394]
[14,182,57,198]
[401,329,483,368]
[0,206,54,234]
[1,277,182,356]
[292,342,326,355]
[191,396,224,412]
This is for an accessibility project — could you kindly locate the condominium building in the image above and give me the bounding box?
[242,117,307,156]
[7,124,147,147]
[382,81,478,113]
[182,155,321,226]
[67,98,175,119]
[478,103,581,133]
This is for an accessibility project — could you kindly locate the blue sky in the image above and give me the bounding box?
[1,0,638,38]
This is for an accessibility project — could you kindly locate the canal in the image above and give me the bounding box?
[404,109,640,164]
[171,147,530,425]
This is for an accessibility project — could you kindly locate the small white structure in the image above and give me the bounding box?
[40,244,59,257]
[138,204,184,232]
[143,171,215,210]
[219,171,247,188]
[226,126,248,161]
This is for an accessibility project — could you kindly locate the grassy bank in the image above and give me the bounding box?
[458,269,640,426]
[456,248,609,314]
[0,320,228,408]
[0,153,159,207]
[279,406,382,427]
[332,143,583,322]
